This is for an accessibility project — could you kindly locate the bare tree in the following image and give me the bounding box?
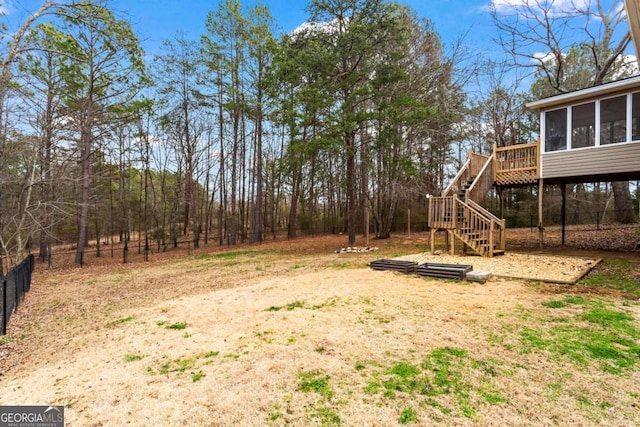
[492,0,632,92]
[493,0,637,223]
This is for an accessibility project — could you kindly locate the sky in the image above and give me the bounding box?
[2,0,637,95]
[118,0,503,56]
[3,0,504,58]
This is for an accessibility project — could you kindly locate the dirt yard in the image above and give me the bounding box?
[1,234,639,426]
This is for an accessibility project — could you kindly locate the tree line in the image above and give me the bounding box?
[0,0,637,269]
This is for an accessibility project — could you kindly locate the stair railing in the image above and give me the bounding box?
[466,199,506,252]
[429,195,505,256]
[442,157,471,197]
[465,153,494,204]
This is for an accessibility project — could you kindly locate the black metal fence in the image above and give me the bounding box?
[1,255,35,335]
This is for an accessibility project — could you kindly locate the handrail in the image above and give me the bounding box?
[467,199,501,223]
[465,153,494,203]
[493,140,538,153]
[442,157,470,196]
[428,195,505,256]
[493,142,539,173]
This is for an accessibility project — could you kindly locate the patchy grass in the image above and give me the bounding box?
[106,315,135,328]
[212,249,263,259]
[265,300,306,312]
[191,370,205,382]
[124,354,145,362]
[580,258,640,297]
[361,348,506,419]
[519,298,640,374]
[165,322,188,330]
[298,371,334,399]
[399,407,418,425]
[4,233,640,426]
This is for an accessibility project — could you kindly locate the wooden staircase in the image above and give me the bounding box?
[428,150,506,257]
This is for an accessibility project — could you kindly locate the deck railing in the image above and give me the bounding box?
[428,196,505,256]
[493,141,539,185]
[442,150,491,197]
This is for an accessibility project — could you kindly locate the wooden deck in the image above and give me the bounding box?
[428,142,540,257]
[493,141,539,186]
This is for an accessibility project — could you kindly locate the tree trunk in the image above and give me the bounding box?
[288,166,302,239]
[613,181,636,223]
[75,117,92,266]
[346,132,357,245]
[254,83,264,242]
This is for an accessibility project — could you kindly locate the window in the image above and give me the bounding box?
[571,102,595,149]
[600,95,626,145]
[632,92,640,141]
[545,108,567,151]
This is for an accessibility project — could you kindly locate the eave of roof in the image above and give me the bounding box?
[525,74,640,110]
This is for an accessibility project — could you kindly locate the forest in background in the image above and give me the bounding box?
[0,0,638,270]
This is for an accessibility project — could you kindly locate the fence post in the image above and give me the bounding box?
[2,278,6,335]
[596,211,600,231]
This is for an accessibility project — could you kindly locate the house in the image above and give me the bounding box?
[427,1,640,257]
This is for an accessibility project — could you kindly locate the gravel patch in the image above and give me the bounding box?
[394,252,601,284]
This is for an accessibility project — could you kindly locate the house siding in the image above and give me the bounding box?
[541,141,640,179]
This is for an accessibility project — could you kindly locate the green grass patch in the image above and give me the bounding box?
[191,370,205,382]
[124,354,145,362]
[311,297,339,310]
[580,259,640,297]
[399,407,418,424]
[224,353,240,359]
[298,371,334,399]
[311,404,341,426]
[519,303,640,373]
[106,316,135,328]
[0,336,11,345]
[268,411,281,421]
[331,262,353,269]
[361,348,506,419]
[147,357,196,376]
[265,300,306,312]
[542,296,587,309]
[166,322,188,330]
[213,249,262,260]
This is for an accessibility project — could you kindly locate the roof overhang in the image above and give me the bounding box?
[525,74,640,110]
[626,0,640,62]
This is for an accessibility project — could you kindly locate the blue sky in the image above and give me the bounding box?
[4,0,634,84]
[111,0,499,55]
[3,0,500,57]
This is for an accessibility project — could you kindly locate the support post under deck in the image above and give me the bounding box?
[538,179,544,249]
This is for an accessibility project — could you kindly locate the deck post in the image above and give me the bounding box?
[561,184,566,245]
[492,143,497,183]
[489,220,495,257]
[449,230,455,255]
[538,179,544,249]
[430,228,436,254]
